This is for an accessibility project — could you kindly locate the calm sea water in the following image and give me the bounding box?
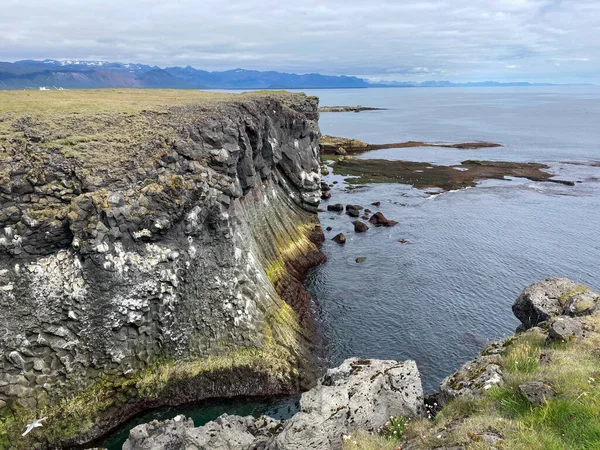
[303,86,600,392]
[101,87,600,447]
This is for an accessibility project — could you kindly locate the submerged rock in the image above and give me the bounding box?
[123,358,424,450]
[355,257,367,263]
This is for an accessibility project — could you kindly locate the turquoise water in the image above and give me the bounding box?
[99,86,600,446]
[97,396,299,449]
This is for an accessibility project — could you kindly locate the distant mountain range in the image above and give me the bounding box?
[0,59,571,90]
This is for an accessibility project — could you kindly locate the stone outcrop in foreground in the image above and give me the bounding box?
[0,90,325,448]
[123,358,424,450]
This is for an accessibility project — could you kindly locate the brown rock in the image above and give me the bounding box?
[327,204,344,212]
[352,221,369,233]
[369,212,398,227]
[332,233,346,244]
[345,204,363,211]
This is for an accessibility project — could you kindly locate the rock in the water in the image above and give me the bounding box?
[346,208,360,218]
[512,278,595,329]
[355,257,367,263]
[546,316,582,344]
[123,358,424,450]
[399,239,409,244]
[346,204,363,211]
[326,226,333,231]
[518,381,555,406]
[327,203,344,212]
[321,190,332,200]
[352,221,369,233]
[369,212,398,227]
[439,355,504,404]
[332,233,346,244]
[371,201,381,207]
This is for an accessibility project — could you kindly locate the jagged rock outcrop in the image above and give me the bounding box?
[0,91,325,448]
[123,358,424,450]
[439,354,504,404]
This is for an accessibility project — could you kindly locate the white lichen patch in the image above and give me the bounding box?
[27,250,87,306]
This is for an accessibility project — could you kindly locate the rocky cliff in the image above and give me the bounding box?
[0,90,325,448]
[123,358,424,450]
[121,278,600,450]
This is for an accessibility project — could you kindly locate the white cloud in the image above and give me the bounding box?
[0,0,599,82]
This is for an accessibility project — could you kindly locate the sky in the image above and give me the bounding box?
[1,0,599,83]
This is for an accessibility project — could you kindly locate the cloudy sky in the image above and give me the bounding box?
[2,0,599,83]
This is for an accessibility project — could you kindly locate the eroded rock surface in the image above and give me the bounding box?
[439,355,504,404]
[0,92,325,448]
[513,278,599,329]
[124,358,424,450]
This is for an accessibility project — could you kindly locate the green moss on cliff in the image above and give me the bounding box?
[0,302,302,449]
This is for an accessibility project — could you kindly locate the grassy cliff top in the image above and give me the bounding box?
[0,89,300,116]
[0,89,309,168]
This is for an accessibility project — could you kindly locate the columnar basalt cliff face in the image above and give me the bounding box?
[0,91,324,448]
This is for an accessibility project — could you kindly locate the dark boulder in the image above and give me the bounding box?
[346,208,360,218]
[512,278,599,329]
[345,204,363,211]
[352,221,369,233]
[332,233,346,244]
[327,204,344,212]
[369,212,398,227]
[371,201,381,207]
[326,226,333,232]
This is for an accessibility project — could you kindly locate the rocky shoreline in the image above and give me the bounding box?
[330,157,576,190]
[318,106,387,113]
[119,278,600,449]
[320,135,501,154]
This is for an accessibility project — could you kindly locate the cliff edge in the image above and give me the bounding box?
[0,90,325,448]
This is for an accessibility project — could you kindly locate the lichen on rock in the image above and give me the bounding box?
[0,90,325,448]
